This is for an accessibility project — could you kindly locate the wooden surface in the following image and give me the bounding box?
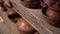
[0,0,60,34]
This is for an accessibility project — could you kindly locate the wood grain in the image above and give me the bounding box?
[1,0,60,34]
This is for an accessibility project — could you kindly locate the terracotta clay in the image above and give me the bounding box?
[8,13,21,23]
[43,0,60,27]
[5,7,18,22]
[20,0,42,9]
[16,18,35,33]
[44,0,60,21]
[6,8,16,15]
[46,8,60,21]
[43,0,60,10]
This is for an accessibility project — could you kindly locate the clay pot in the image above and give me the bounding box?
[6,8,21,22]
[8,13,21,23]
[46,8,60,27]
[21,0,42,9]
[43,0,60,27]
[46,7,60,21]
[6,8,16,15]
[43,0,60,10]
[16,18,35,33]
